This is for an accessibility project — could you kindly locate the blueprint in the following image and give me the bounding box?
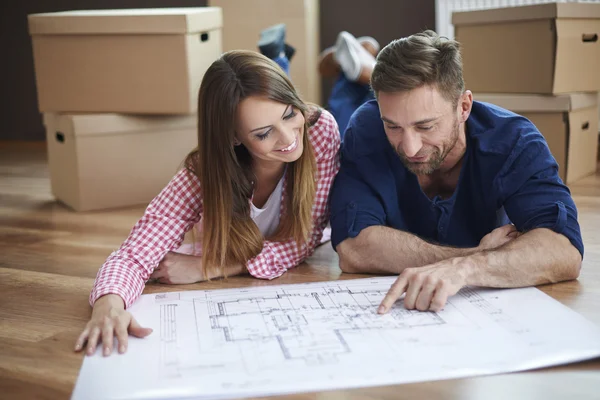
[71,277,600,400]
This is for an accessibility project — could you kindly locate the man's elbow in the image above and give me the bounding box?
[337,239,366,274]
[565,248,582,281]
[538,229,582,282]
[556,234,582,281]
[337,244,359,274]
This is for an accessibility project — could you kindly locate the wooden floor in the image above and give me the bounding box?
[1,141,600,400]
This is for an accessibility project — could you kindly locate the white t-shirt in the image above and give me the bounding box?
[250,175,284,238]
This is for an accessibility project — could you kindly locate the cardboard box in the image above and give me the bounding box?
[208,0,320,104]
[43,113,198,211]
[29,8,222,114]
[453,3,600,94]
[475,92,599,183]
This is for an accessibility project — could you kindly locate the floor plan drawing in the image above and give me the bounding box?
[198,284,446,368]
[71,277,600,400]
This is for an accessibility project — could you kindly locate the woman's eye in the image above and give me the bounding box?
[256,131,271,141]
[284,109,297,120]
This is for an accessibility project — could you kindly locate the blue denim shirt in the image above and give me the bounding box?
[329,100,584,257]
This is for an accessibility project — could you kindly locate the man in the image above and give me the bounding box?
[329,30,583,314]
[319,31,379,136]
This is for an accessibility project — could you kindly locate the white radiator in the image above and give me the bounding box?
[435,0,600,39]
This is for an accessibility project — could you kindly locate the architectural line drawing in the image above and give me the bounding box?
[72,277,600,400]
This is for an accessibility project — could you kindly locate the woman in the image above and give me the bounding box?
[75,50,341,357]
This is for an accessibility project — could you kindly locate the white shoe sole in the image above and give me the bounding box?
[334,31,361,81]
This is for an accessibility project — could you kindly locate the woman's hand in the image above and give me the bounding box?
[74,294,152,356]
[150,252,205,284]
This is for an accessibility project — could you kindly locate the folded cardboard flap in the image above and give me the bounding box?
[454,3,600,94]
[28,7,223,35]
[475,93,598,183]
[43,113,198,138]
[43,112,198,211]
[452,2,600,25]
[474,93,598,112]
[29,8,223,114]
[565,106,599,183]
[208,0,321,104]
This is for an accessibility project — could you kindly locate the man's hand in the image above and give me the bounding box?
[378,257,473,313]
[150,252,205,284]
[478,224,520,251]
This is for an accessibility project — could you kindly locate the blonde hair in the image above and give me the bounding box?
[185,50,316,276]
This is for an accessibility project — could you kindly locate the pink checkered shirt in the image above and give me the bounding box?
[90,109,341,308]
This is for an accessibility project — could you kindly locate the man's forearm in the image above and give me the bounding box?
[338,225,479,274]
[464,228,581,288]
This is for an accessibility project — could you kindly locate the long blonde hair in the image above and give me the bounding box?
[185,50,317,276]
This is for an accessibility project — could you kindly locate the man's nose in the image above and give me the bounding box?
[402,131,423,158]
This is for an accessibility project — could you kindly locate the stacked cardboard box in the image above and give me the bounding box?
[28,8,223,211]
[453,2,600,183]
[208,0,320,104]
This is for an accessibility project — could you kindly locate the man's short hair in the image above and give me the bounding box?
[371,30,465,106]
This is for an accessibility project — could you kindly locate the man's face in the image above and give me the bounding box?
[378,85,464,176]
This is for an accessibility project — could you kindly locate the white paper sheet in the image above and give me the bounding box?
[72,277,600,400]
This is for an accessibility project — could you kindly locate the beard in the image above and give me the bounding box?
[394,118,460,176]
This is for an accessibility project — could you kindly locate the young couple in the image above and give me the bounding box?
[77,31,583,357]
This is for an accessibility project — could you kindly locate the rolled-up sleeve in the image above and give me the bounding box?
[90,168,203,308]
[496,134,584,257]
[329,129,387,250]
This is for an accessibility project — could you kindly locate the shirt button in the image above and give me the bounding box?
[349,202,356,209]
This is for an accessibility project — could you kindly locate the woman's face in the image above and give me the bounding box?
[235,96,305,166]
